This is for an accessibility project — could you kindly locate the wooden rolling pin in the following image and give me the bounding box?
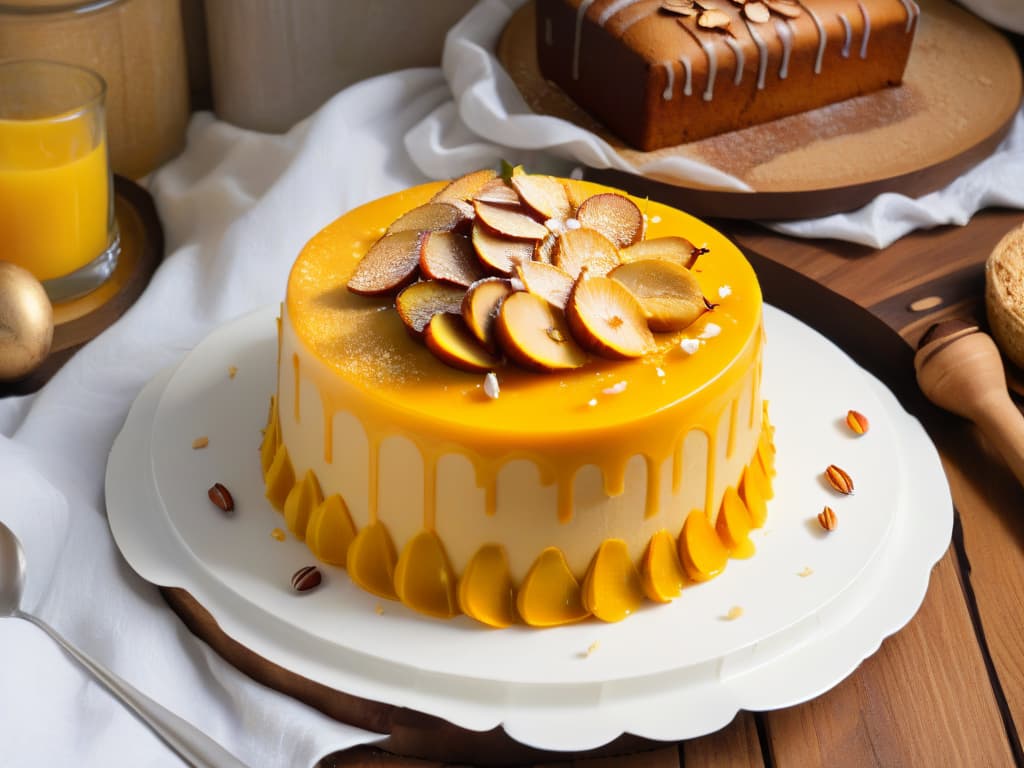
[915,319,1024,488]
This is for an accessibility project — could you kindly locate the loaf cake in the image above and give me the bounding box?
[260,169,775,627]
[986,222,1024,370]
[535,0,920,150]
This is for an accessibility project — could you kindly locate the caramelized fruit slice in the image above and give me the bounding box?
[473,200,548,240]
[462,277,514,351]
[620,236,703,269]
[457,543,517,628]
[608,259,707,332]
[516,260,574,310]
[641,530,686,602]
[566,275,654,359]
[347,231,423,296]
[554,228,621,279]
[396,280,465,337]
[387,202,472,235]
[420,231,486,287]
[394,530,460,618]
[472,221,534,275]
[305,494,357,566]
[473,177,522,206]
[516,547,589,627]
[534,233,557,264]
[678,509,729,582]
[716,486,755,559]
[576,193,645,248]
[581,538,645,622]
[511,174,572,220]
[496,291,588,371]
[283,469,323,540]
[424,312,501,373]
[347,522,399,600]
[430,168,498,204]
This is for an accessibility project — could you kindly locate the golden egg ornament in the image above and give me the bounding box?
[0,262,54,382]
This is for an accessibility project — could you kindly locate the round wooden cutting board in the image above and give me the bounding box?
[498,0,1022,219]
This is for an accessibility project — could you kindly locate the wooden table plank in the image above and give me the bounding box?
[682,713,765,768]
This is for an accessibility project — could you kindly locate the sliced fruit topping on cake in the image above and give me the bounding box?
[420,231,487,287]
[472,221,534,275]
[348,230,424,296]
[462,277,514,352]
[396,280,466,337]
[566,273,655,359]
[424,312,501,373]
[496,291,587,371]
[473,200,549,241]
[516,260,574,310]
[554,228,621,279]
[575,193,645,249]
[510,174,573,221]
[387,201,472,235]
[620,236,706,270]
[608,260,708,332]
[430,168,498,205]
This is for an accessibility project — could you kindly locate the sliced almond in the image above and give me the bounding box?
[462,277,514,351]
[496,291,588,371]
[471,221,535,276]
[744,2,770,22]
[473,201,549,240]
[661,0,699,16]
[396,280,466,337]
[473,177,522,206]
[430,168,498,204]
[348,231,423,296]
[420,231,486,287]
[554,227,621,280]
[511,174,573,221]
[698,9,732,29]
[566,275,655,359]
[424,312,501,373]
[517,260,574,310]
[620,236,703,268]
[387,202,472,236]
[764,0,801,17]
[575,194,645,249]
[608,260,707,332]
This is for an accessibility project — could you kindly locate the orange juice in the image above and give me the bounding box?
[0,112,111,282]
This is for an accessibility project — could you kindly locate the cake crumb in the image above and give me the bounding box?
[602,380,628,395]
[271,528,286,542]
[584,641,600,657]
[375,604,385,615]
[799,566,814,578]
[718,285,732,299]
[724,605,744,621]
[228,365,238,379]
[483,371,500,400]
[699,323,722,340]
[679,338,701,355]
[191,436,209,450]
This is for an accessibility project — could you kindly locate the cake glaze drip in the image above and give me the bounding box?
[859,2,872,58]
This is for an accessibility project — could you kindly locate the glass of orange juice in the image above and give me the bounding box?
[0,59,119,302]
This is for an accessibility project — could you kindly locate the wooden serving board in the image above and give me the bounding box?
[160,208,1024,767]
[0,177,164,397]
[498,0,1022,220]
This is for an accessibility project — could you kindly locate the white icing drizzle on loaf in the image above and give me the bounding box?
[572,0,598,80]
[743,17,768,90]
[838,13,852,58]
[680,54,693,95]
[775,19,793,79]
[859,2,871,58]
[723,37,745,86]
[799,2,828,74]
[897,0,920,33]
[597,0,644,25]
[662,61,675,99]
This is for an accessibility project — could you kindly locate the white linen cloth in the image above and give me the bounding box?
[0,69,452,768]
[405,0,1024,249]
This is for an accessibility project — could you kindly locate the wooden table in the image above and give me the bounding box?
[313,211,1024,768]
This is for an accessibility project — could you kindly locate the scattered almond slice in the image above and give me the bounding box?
[534,233,558,264]
[192,436,209,450]
[575,194,645,249]
[496,291,588,371]
[396,280,466,337]
[567,275,655,359]
[698,9,732,29]
[619,236,703,269]
[420,231,487,287]
[764,0,802,18]
[473,200,549,240]
[473,177,522,206]
[661,0,699,16]
[609,259,707,332]
[424,312,502,373]
[511,174,573,220]
[462,277,514,351]
[744,2,770,22]
[430,168,498,204]
[386,202,472,236]
[471,221,535,276]
[517,260,574,310]
[348,230,423,296]
[554,228,621,279]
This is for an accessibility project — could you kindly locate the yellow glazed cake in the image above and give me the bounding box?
[261,169,775,627]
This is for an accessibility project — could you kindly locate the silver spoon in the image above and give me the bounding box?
[0,520,249,768]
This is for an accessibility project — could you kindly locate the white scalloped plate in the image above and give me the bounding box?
[105,304,952,750]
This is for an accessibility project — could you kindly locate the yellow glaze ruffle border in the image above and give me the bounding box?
[261,396,775,628]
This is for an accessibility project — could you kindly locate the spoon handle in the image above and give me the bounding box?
[15,609,249,768]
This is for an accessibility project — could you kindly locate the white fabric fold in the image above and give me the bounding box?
[0,68,451,768]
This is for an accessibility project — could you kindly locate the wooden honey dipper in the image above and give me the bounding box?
[915,319,1024,488]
